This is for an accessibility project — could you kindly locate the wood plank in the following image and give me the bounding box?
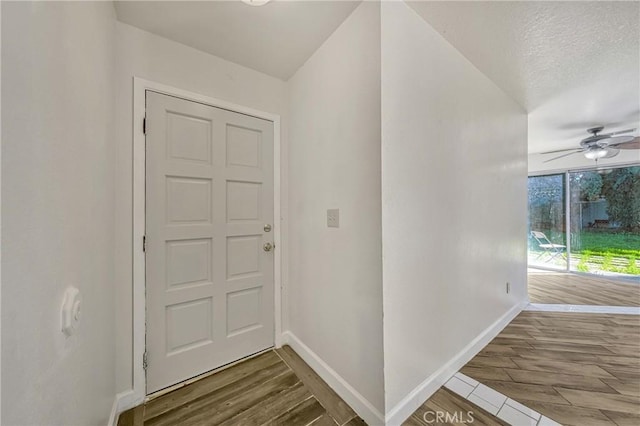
[602,344,640,357]
[530,327,637,342]
[597,354,640,367]
[493,330,534,340]
[466,356,519,369]
[504,369,616,393]
[530,335,620,347]
[528,273,640,306]
[527,341,616,356]
[276,345,357,425]
[266,397,326,426]
[460,366,512,382]
[607,316,640,326]
[510,358,615,378]
[602,365,640,380]
[218,381,312,426]
[510,347,602,363]
[309,413,339,426]
[344,416,367,426]
[403,414,427,426]
[144,351,282,420]
[481,380,570,405]
[555,388,640,414]
[146,360,289,424]
[601,378,640,397]
[117,405,144,426]
[477,345,519,357]
[525,401,617,426]
[486,337,533,348]
[602,410,640,426]
[148,370,299,426]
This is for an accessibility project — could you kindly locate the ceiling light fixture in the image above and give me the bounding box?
[584,147,608,160]
[241,0,271,6]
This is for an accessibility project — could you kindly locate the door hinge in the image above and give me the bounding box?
[143,117,146,135]
[143,235,147,252]
[143,351,148,371]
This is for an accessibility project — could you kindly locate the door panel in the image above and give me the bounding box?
[145,91,274,393]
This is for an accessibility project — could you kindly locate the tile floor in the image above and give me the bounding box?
[444,372,560,426]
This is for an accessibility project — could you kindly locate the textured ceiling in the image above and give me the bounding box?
[114,0,361,80]
[407,1,640,154]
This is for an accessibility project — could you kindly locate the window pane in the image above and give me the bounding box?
[528,174,567,270]
[569,166,640,277]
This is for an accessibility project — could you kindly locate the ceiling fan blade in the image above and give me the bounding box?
[602,128,637,137]
[543,149,584,163]
[602,135,634,146]
[540,147,582,155]
[608,136,640,150]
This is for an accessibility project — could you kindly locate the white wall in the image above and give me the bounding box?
[380,1,528,417]
[287,2,385,421]
[0,2,535,423]
[114,22,288,394]
[1,2,116,424]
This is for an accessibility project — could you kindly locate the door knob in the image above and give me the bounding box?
[263,242,274,252]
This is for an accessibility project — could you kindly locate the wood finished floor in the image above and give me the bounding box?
[117,346,364,426]
[528,272,640,306]
[406,310,640,426]
[460,311,640,426]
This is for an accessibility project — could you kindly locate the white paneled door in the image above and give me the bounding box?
[145,91,274,393]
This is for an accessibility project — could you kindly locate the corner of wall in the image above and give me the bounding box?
[286,0,384,419]
[282,332,385,426]
[108,390,139,426]
[385,300,528,425]
[380,0,529,419]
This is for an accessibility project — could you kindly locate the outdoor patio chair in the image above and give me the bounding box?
[531,231,567,262]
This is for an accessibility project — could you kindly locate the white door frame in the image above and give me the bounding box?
[132,77,282,403]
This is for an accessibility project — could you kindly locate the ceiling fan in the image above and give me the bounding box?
[541,126,639,163]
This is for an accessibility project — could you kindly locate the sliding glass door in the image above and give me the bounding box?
[569,167,640,276]
[528,165,640,277]
[528,174,567,270]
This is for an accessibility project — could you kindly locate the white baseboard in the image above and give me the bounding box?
[385,300,528,426]
[107,389,141,426]
[108,397,119,426]
[281,331,385,426]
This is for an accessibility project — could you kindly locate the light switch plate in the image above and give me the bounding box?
[327,209,339,228]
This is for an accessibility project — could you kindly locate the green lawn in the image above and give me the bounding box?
[572,230,640,257]
[529,229,640,275]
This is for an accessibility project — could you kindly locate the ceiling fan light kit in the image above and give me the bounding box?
[541,126,639,163]
[584,147,608,160]
[241,0,271,6]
